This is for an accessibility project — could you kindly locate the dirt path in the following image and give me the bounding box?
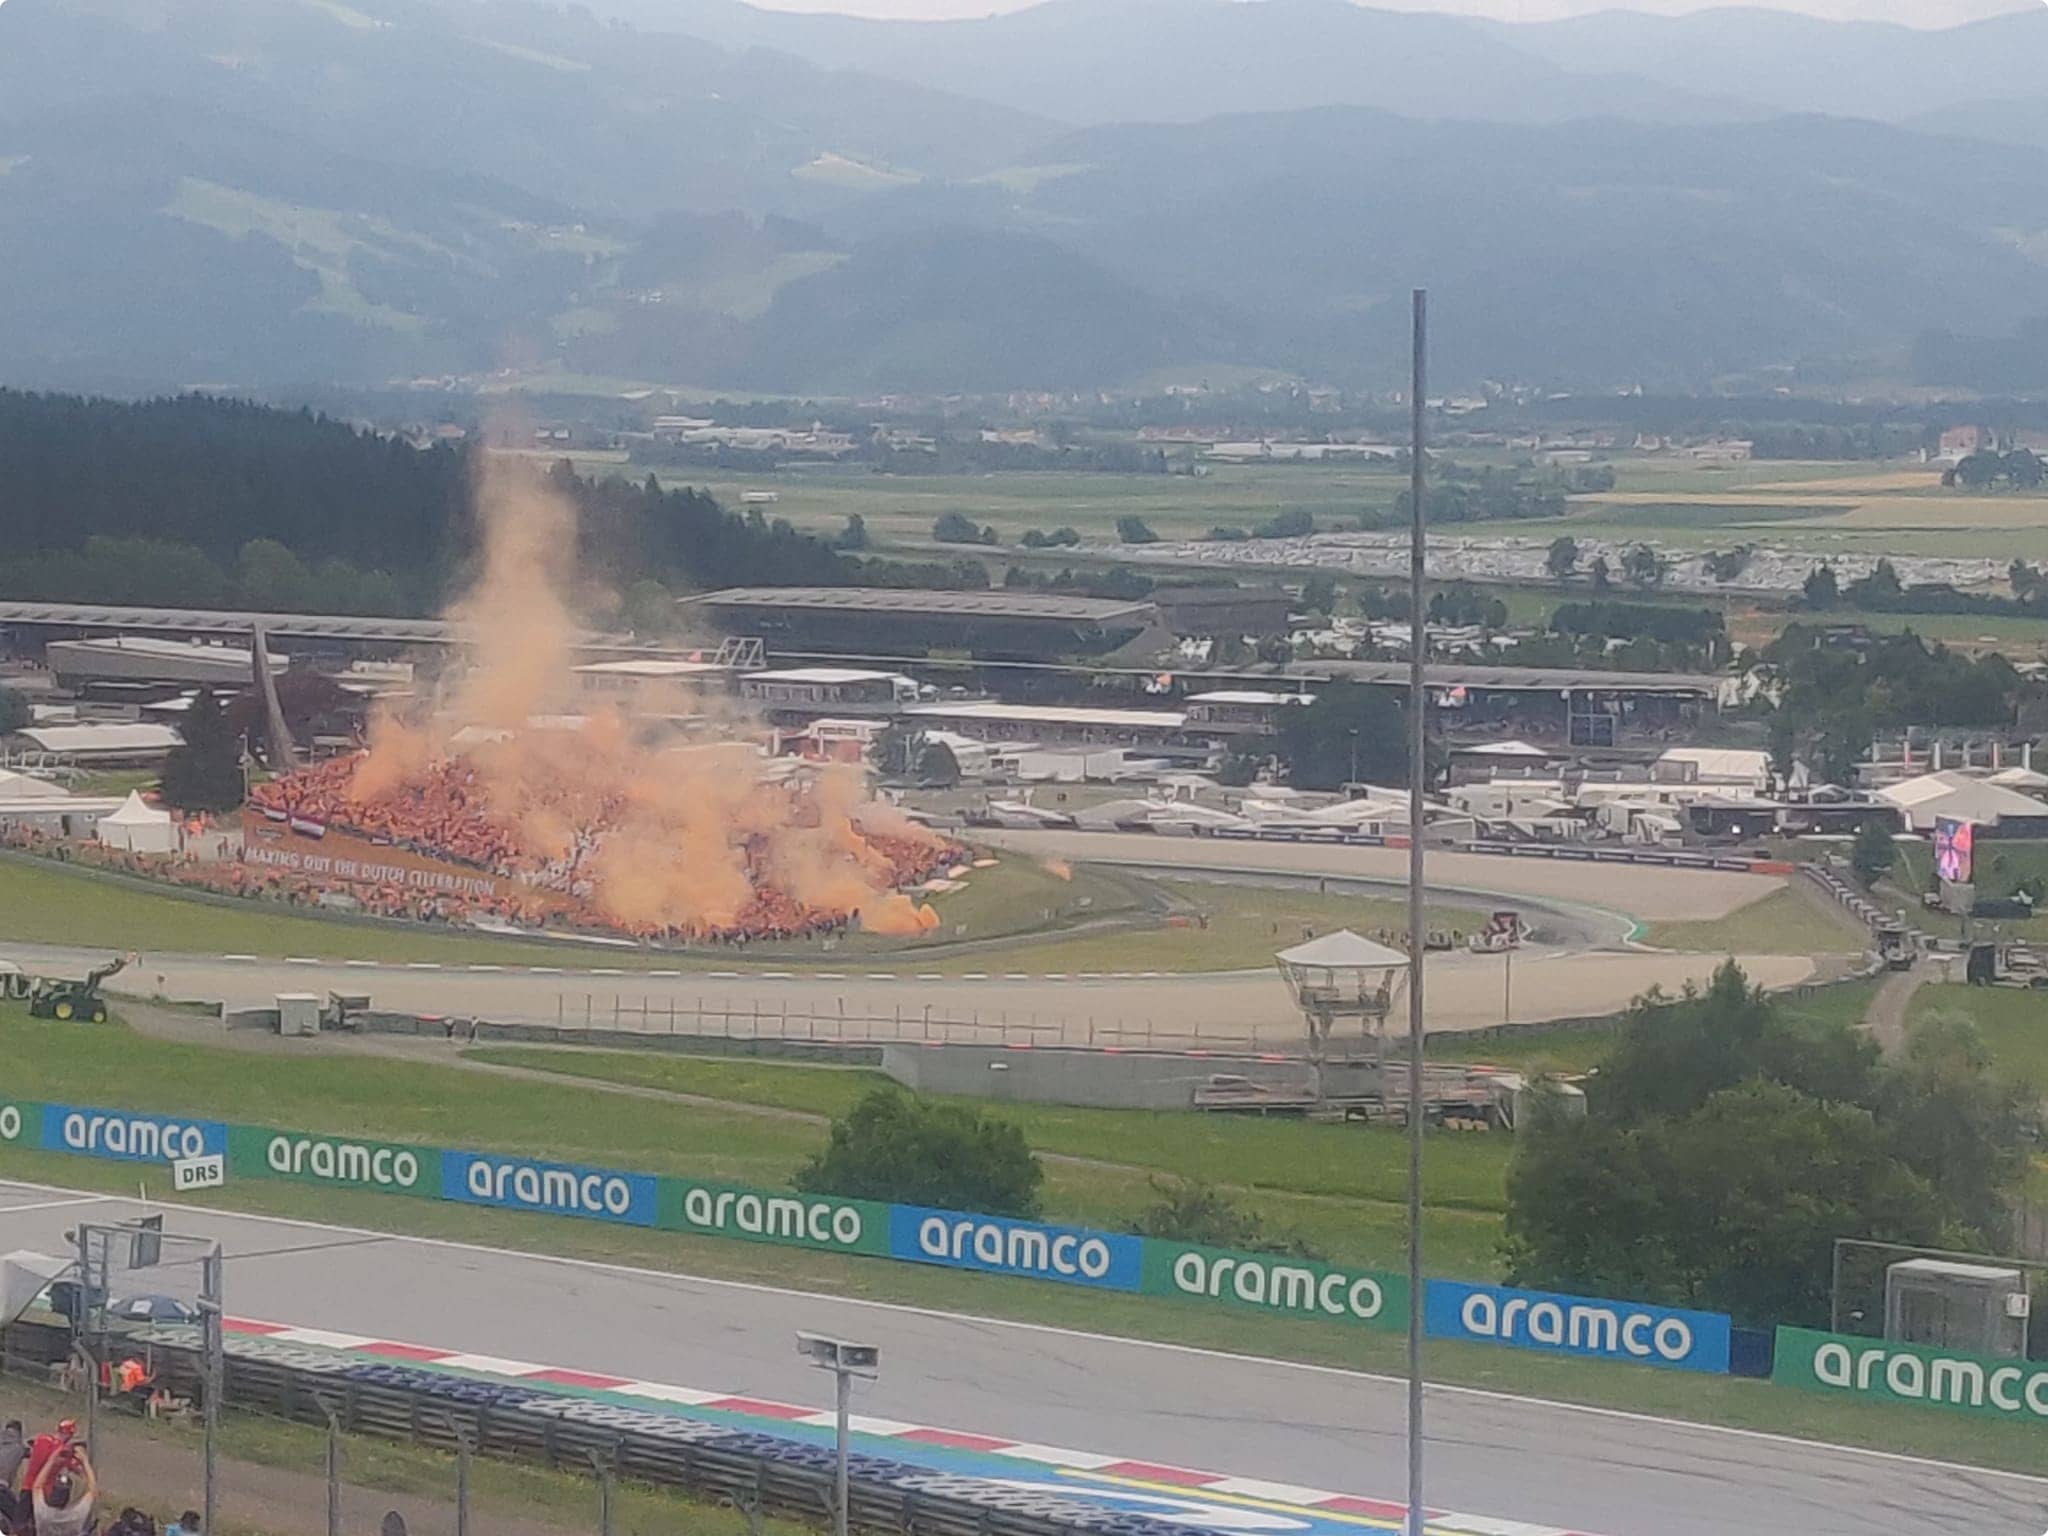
[1861,963,1925,1057]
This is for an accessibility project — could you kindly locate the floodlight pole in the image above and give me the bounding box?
[1404,288,1429,1536]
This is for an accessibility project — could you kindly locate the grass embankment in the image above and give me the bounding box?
[6,985,2031,1477]
[0,851,1151,970]
[0,853,1481,976]
[1908,983,2048,1093]
[921,878,1485,974]
[1640,886,1865,956]
[0,1003,1511,1278]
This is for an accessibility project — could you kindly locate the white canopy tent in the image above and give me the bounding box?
[96,790,177,854]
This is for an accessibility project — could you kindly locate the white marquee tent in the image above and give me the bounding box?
[96,790,177,854]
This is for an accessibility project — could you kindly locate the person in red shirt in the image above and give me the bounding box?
[20,1419,76,1495]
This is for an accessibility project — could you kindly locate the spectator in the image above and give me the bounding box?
[30,1444,96,1536]
[21,1420,76,1492]
[165,1510,202,1536]
[0,1420,22,1532]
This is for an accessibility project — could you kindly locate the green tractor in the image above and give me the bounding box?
[28,953,130,1023]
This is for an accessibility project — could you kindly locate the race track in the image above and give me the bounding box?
[1,939,1818,1047]
[0,1182,2035,1536]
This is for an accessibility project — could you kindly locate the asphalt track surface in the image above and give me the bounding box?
[0,840,1815,1043]
[1,1182,2039,1536]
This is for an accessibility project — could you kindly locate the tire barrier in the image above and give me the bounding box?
[108,1324,1204,1536]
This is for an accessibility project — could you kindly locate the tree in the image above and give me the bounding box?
[1116,515,1160,545]
[1544,536,1579,583]
[1134,1177,1322,1260]
[2010,560,2043,601]
[1848,559,1903,605]
[1505,962,2029,1326]
[1588,554,1612,592]
[870,722,927,778]
[1851,818,1896,888]
[1704,545,1752,583]
[1255,507,1314,539]
[1954,450,2003,490]
[2006,449,2045,490]
[1802,563,1839,609]
[0,687,27,736]
[1275,682,1410,790]
[1255,635,1293,666]
[158,689,244,813]
[932,512,983,545]
[915,738,961,787]
[796,1088,1043,1217]
[1621,543,1665,588]
[833,514,869,551]
[1300,573,1338,615]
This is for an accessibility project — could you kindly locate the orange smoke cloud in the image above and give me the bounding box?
[335,458,952,939]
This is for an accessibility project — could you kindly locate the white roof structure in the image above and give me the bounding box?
[750,667,907,686]
[1275,930,1410,970]
[1460,739,1550,757]
[17,723,183,757]
[1185,690,1314,707]
[102,790,171,827]
[1876,771,2048,830]
[908,701,1186,730]
[574,659,728,678]
[1989,767,2048,791]
[1657,747,1773,784]
[0,769,72,801]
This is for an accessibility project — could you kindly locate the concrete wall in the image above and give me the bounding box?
[880,1041,1376,1110]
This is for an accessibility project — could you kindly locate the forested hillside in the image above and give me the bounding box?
[0,393,959,620]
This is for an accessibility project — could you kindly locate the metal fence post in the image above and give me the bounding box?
[456,1427,473,1536]
[323,1406,343,1536]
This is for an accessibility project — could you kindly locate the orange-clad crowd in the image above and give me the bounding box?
[244,754,957,944]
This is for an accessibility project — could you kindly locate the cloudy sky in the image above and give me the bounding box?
[747,0,2033,26]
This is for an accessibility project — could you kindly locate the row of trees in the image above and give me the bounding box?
[1945,449,2045,491]
[1508,963,2032,1327]
[1764,627,2024,783]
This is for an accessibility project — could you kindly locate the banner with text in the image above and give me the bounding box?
[888,1204,1143,1291]
[228,1126,444,1200]
[1774,1326,2048,1422]
[1141,1240,1405,1330]
[1425,1278,1731,1374]
[664,1179,889,1256]
[39,1102,229,1167]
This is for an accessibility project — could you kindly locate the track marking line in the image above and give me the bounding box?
[7,1177,2041,1495]
[0,1195,109,1214]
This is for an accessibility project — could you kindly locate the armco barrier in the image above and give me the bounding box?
[1774,1326,2048,1422]
[33,1320,1207,1536]
[0,1096,1731,1380]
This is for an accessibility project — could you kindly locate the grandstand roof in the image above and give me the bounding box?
[907,701,1186,730]
[689,588,1156,624]
[1289,659,1727,696]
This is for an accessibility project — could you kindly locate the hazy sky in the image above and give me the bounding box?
[745,0,2034,26]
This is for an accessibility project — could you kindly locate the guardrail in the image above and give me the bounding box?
[7,1320,1197,1536]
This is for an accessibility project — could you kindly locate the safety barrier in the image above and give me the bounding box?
[0,1093,1741,1381]
[18,1320,1211,1536]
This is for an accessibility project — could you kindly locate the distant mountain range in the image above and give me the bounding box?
[2,0,2046,394]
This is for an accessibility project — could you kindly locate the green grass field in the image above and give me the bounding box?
[1906,983,2048,1092]
[918,877,1484,974]
[1640,887,1866,956]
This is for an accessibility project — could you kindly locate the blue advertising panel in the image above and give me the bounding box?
[888,1205,1142,1291]
[441,1150,659,1227]
[1425,1278,1731,1374]
[39,1102,228,1165]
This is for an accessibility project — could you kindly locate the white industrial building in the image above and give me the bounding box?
[1875,771,2048,835]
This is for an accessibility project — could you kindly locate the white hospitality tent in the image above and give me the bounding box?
[96,790,178,854]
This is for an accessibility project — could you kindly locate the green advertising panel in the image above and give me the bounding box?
[661,1178,890,1257]
[1774,1326,2048,1422]
[0,1099,41,1149]
[228,1124,443,1199]
[1140,1239,1407,1330]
